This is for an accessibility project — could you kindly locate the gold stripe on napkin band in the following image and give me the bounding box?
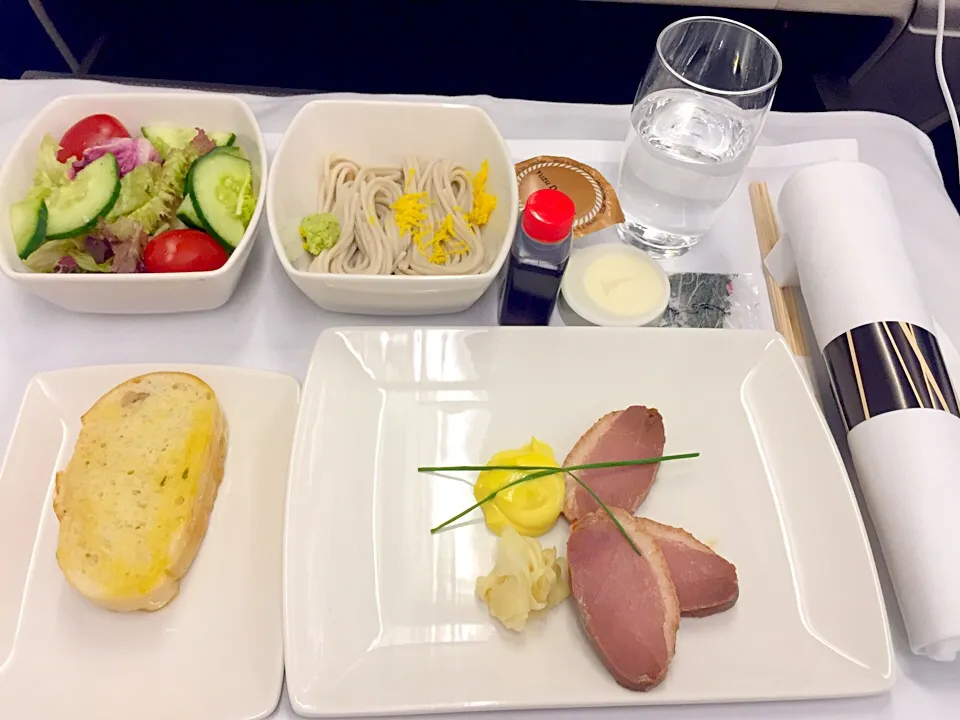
[823,321,960,431]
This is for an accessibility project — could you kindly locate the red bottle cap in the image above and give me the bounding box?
[521,189,576,243]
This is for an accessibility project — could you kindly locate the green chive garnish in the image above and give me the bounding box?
[418,454,699,475]
[421,452,700,555]
[428,466,563,534]
[563,469,644,557]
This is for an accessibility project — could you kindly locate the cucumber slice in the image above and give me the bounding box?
[142,125,235,158]
[215,146,246,159]
[10,197,48,258]
[176,194,205,230]
[209,131,236,147]
[183,147,243,197]
[184,157,198,196]
[142,126,192,157]
[45,154,120,240]
[189,152,253,250]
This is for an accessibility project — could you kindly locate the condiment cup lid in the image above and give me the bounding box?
[561,244,670,327]
[522,189,576,243]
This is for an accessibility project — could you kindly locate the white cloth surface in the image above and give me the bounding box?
[2,78,960,719]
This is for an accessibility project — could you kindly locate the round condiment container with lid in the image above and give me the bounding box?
[560,244,670,327]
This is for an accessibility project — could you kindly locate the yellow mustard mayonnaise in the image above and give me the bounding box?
[474,437,564,537]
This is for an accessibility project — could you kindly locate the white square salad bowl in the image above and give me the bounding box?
[0,93,267,314]
[267,100,518,315]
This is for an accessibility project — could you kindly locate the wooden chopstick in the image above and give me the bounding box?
[748,182,811,359]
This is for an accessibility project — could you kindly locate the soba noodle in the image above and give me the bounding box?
[306,155,496,276]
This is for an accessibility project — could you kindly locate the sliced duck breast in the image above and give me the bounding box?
[634,517,739,617]
[566,508,680,691]
[563,406,666,522]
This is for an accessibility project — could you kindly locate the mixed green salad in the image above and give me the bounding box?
[9,114,258,274]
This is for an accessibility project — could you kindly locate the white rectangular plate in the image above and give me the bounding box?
[0,364,299,720]
[284,328,893,716]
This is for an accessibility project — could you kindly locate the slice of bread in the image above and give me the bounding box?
[53,372,227,612]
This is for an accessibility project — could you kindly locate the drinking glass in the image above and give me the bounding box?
[617,16,782,257]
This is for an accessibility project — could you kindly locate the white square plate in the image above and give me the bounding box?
[284,327,893,716]
[0,364,299,720]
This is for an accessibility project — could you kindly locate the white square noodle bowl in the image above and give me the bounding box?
[0,93,268,314]
[267,99,518,315]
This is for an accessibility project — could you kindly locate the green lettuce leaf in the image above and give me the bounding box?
[32,134,71,194]
[126,145,201,234]
[106,161,162,221]
[105,216,145,243]
[72,249,113,273]
[24,240,73,272]
[23,238,110,273]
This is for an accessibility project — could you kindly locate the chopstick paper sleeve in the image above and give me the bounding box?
[823,322,960,431]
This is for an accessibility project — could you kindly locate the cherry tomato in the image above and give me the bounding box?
[57,114,131,163]
[143,230,229,273]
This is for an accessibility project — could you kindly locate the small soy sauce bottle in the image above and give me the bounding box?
[498,189,575,326]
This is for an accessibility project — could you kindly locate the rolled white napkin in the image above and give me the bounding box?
[777,161,960,662]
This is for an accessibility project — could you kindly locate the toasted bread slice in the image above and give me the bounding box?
[54,372,227,612]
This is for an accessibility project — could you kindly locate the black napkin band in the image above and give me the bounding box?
[822,321,959,432]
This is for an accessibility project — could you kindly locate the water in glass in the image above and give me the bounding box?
[618,88,753,256]
[617,16,781,256]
